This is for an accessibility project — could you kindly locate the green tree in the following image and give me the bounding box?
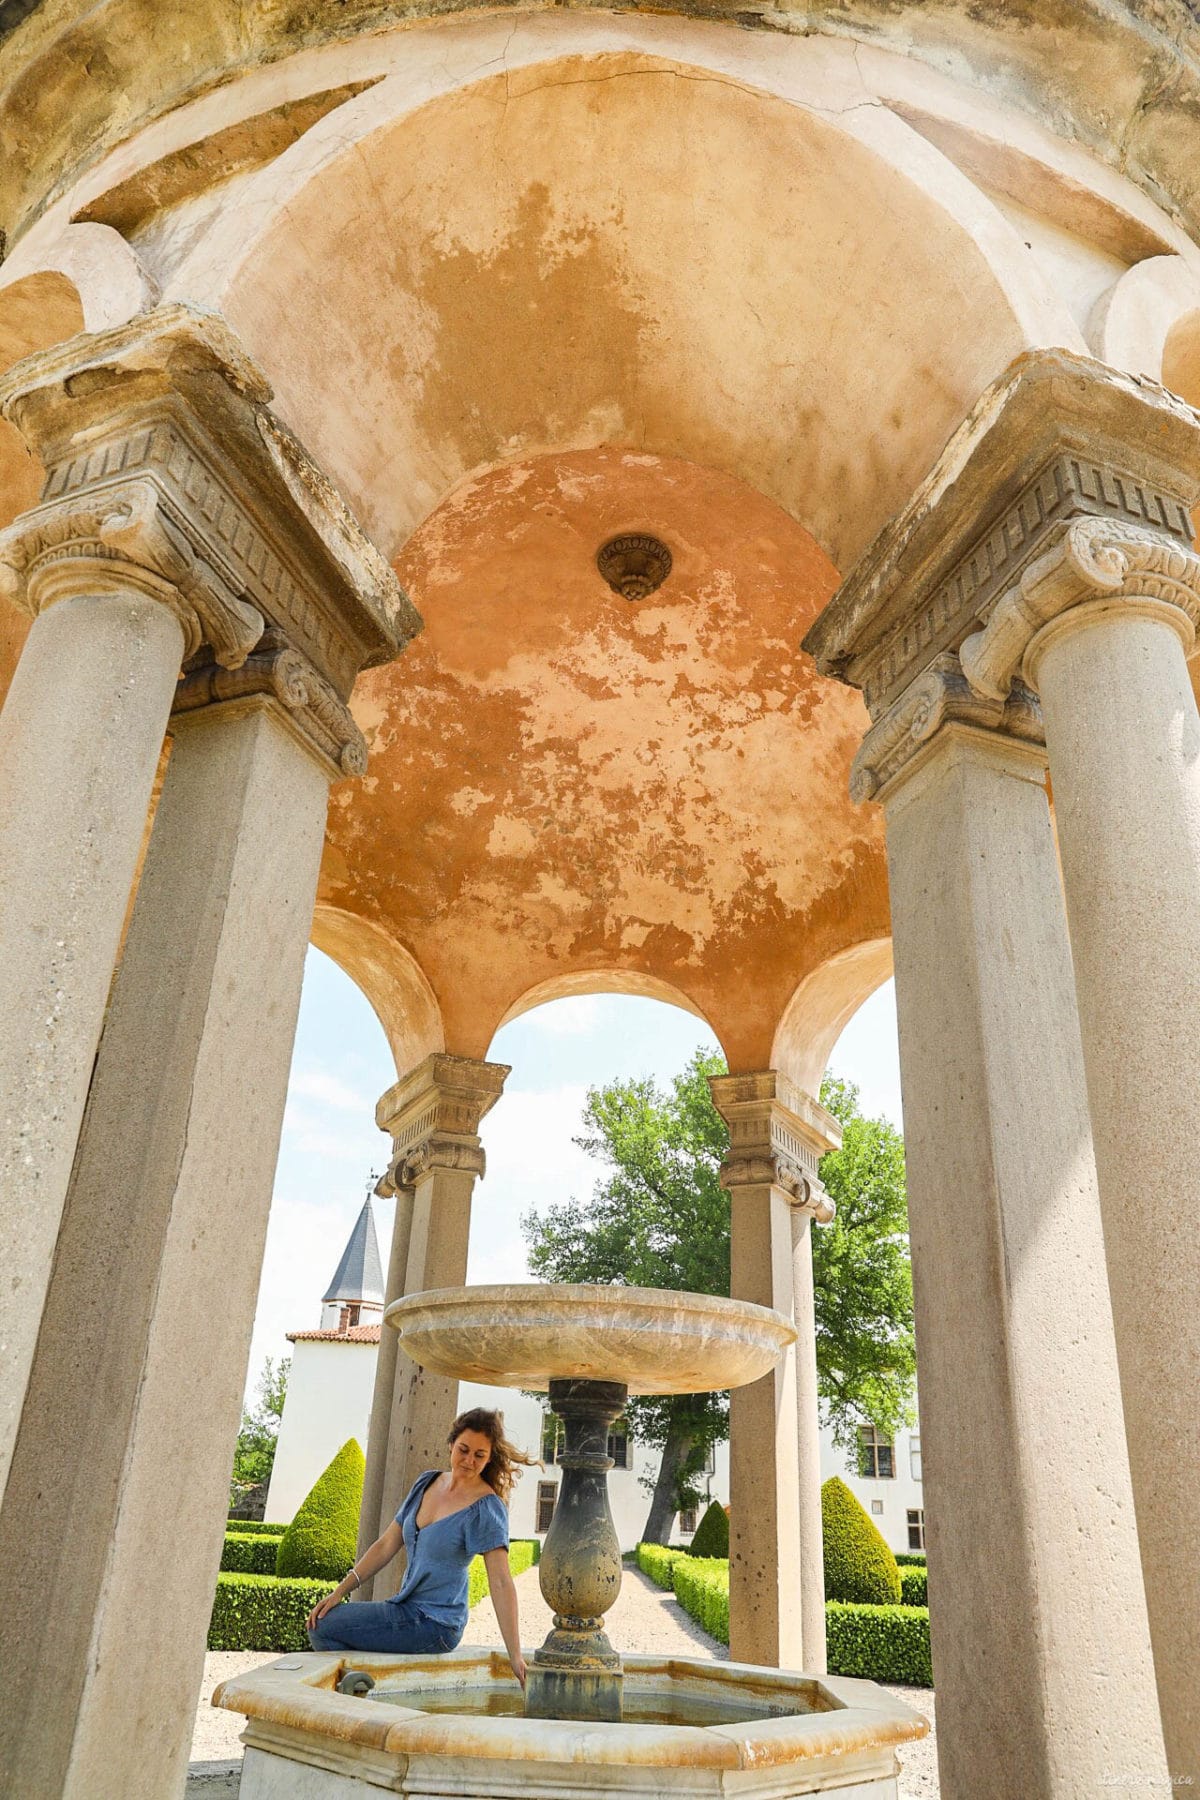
[229,1354,290,1506]
[813,1075,916,1450]
[522,1048,729,1545]
[275,1437,365,1580]
[522,1051,916,1542]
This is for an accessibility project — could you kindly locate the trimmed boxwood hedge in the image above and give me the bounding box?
[900,1566,928,1607]
[221,1532,284,1574]
[821,1477,902,1605]
[672,1558,730,1646]
[895,1551,927,1567]
[636,1543,686,1590]
[209,1573,335,1651]
[636,1545,933,1687]
[687,1502,730,1559]
[275,1439,364,1581]
[827,1601,932,1685]
[210,1539,541,1651]
[226,1519,288,1536]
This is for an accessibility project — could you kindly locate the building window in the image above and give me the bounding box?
[541,1414,565,1466]
[870,1499,884,1515]
[907,1508,925,1551]
[536,1481,558,1533]
[857,1424,895,1479]
[607,1423,629,1469]
[910,1433,922,1483]
[679,1507,698,1535]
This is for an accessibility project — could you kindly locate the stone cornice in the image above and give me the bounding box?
[375,1052,510,1195]
[803,351,1200,722]
[709,1070,839,1222]
[850,652,1044,804]
[0,305,421,694]
[171,627,368,778]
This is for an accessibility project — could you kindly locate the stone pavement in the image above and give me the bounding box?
[186,1565,936,1795]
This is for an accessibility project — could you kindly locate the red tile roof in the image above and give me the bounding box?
[286,1325,382,1344]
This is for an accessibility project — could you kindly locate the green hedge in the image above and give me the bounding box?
[672,1558,730,1646]
[636,1543,686,1590]
[687,1502,730,1559]
[900,1566,928,1607]
[821,1477,902,1605]
[827,1601,932,1685]
[642,1546,933,1686]
[467,1538,539,1608]
[221,1532,284,1574]
[226,1519,288,1536]
[895,1551,927,1567]
[209,1573,335,1652]
[276,1439,364,1581]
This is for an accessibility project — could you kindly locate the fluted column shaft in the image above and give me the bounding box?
[710,1071,837,1670]
[358,1053,508,1590]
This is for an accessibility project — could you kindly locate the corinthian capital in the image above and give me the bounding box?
[172,627,368,778]
[375,1053,510,1196]
[0,304,420,707]
[709,1070,839,1223]
[961,517,1200,702]
[850,652,1043,804]
[0,477,264,667]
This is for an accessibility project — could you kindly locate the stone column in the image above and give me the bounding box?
[945,408,1200,1782]
[0,322,278,1498]
[359,1053,509,1588]
[803,352,1174,1799]
[709,1071,838,1671]
[0,305,420,1800]
[789,1208,827,1674]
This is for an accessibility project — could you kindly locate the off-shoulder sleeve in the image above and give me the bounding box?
[465,1494,510,1558]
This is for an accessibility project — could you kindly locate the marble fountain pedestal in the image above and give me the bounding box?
[215,1283,927,1798]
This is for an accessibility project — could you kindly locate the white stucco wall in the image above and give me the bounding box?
[267,1343,925,1557]
[264,1338,378,1523]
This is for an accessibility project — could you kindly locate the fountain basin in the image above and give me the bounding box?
[383,1283,797,1391]
[214,1647,928,1798]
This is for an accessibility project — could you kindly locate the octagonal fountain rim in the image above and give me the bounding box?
[382,1281,797,1393]
[214,1648,928,1790]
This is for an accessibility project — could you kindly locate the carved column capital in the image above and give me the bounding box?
[0,304,421,734]
[171,627,367,778]
[961,516,1200,701]
[375,1052,510,1196]
[850,651,1044,805]
[709,1070,839,1222]
[803,349,1200,795]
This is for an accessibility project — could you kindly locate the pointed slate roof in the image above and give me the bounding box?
[321,1197,385,1306]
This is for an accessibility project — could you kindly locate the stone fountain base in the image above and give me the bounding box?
[216,1647,927,1798]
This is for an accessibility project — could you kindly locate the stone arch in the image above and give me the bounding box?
[771,938,894,1095]
[309,906,444,1073]
[1092,253,1200,385]
[496,969,713,1035]
[150,22,1083,569]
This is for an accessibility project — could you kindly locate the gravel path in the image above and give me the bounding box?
[188,1568,937,1797]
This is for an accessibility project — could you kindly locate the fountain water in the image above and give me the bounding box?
[215,1282,928,1797]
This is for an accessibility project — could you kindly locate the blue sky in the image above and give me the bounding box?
[247,952,903,1398]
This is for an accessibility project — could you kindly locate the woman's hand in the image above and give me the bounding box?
[510,1652,527,1689]
[306,1590,344,1632]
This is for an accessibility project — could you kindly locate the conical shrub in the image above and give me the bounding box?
[687,1500,730,1559]
[275,1438,365,1581]
[821,1475,901,1604]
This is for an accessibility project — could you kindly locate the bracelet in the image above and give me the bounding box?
[347,1567,362,1590]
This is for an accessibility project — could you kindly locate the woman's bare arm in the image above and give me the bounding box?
[306,1520,404,1630]
[483,1547,526,1687]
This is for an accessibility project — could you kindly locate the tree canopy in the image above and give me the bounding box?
[521,1049,915,1541]
[229,1353,290,1507]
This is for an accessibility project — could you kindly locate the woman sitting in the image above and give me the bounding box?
[306,1406,534,1687]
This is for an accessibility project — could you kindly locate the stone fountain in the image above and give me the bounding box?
[215,1282,928,1797]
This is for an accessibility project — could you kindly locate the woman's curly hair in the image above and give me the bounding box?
[448,1406,539,1505]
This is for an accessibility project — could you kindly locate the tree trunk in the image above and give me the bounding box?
[640,1420,696,1545]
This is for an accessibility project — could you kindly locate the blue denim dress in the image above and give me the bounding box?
[307,1470,509,1655]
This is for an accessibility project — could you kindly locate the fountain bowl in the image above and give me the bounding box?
[383,1282,797,1392]
[215,1647,928,1798]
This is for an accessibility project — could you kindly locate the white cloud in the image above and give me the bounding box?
[518,996,603,1036]
[289,1069,372,1112]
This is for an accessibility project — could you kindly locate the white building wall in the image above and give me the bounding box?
[267,1340,926,1558]
[265,1339,377,1523]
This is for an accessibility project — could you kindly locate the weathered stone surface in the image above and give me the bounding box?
[385,1283,796,1393]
